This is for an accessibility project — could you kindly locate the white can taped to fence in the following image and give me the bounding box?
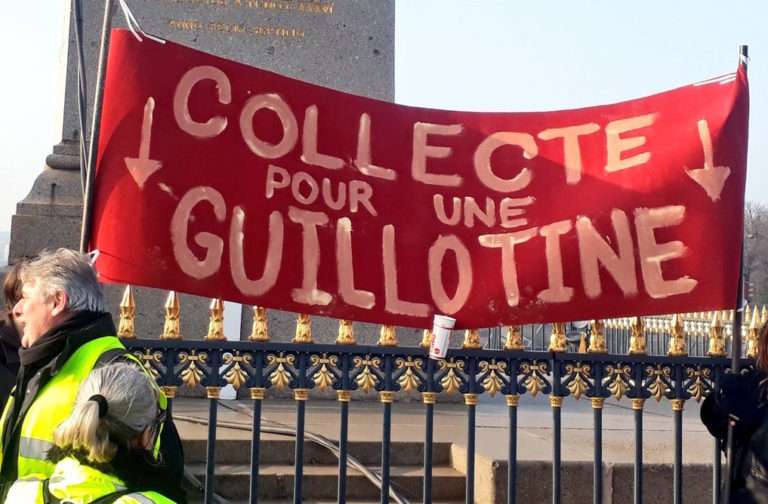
[429,315,456,360]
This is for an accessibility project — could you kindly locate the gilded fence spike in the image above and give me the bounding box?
[708,311,726,357]
[668,314,687,357]
[249,307,269,342]
[504,326,524,351]
[588,320,607,353]
[747,306,761,359]
[161,291,182,340]
[205,298,226,341]
[763,305,768,325]
[420,329,433,349]
[337,319,356,345]
[578,334,587,353]
[745,304,752,325]
[628,317,646,355]
[548,322,567,352]
[378,325,398,346]
[462,329,482,349]
[293,313,313,344]
[117,286,136,339]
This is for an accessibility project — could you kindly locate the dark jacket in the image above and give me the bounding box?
[0,314,19,404]
[701,369,768,503]
[0,311,186,503]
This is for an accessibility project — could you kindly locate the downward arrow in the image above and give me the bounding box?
[685,119,731,202]
[124,97,163,189]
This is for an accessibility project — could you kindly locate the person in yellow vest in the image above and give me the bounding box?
[5,363,175,503]
[0,249,185,501]
[0,262,23,404]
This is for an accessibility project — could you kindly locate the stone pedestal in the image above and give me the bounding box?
[9,0,394,342]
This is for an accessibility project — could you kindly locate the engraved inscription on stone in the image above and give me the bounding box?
[163,0,337,39]
[57,0,394,146]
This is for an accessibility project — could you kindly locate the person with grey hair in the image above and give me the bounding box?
[5,363,175,503]
[0,249,185,502]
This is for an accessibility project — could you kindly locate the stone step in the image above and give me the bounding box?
[188,463,466,501]
[182,438,453,467]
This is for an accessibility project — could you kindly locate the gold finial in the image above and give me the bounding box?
[628,317,645,355]
[293,313,313,344]
[747,305,761,358]
[745,304,752,325]
[162,291,182,340]
[667,314,687,357]
[205,298,226,341]
[762,305,768,325]
[708,311,726,357]
[249,306,269,342]
[462,329,482,349]
[378,325,398,346]
[578,334,587,353]
[117,285,136,339]
[504,326,524,351]
[336,319,356,345]
[420,329,433,349]
[548,322,567,352]
[588,320,607,353]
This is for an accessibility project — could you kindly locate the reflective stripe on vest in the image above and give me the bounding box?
[3,477,44,503]
[116,490,176,504]
[6,336,126,479]
[18,436,54,461]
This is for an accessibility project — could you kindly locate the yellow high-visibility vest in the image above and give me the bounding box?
[5,456,175,503]
[0,336,166,480]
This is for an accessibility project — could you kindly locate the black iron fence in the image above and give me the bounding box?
[117,289,765,504]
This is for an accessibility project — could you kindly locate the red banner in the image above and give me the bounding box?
[92,30,749,329]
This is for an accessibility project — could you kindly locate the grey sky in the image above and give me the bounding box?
[0,0,766,235]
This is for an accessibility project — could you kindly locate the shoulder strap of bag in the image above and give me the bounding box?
[41,479,60,504]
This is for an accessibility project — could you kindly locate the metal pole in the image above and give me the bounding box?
[204,397,218,503]
[79,0,116,252]
[71,0,89,192]
[724,43,749,504]
[423,358,435,504]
